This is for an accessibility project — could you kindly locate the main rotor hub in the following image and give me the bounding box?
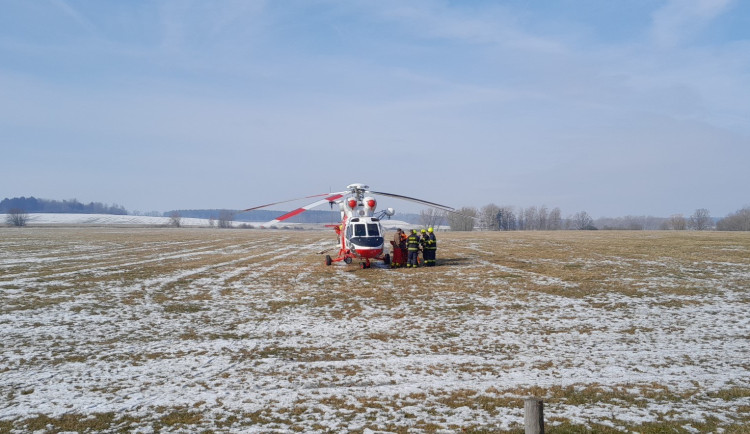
[346,183,369,199]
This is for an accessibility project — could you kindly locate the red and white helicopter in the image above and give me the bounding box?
[241,183,457,268]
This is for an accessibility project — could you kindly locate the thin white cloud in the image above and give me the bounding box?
[155,0,267,61]
[374,0,566,54]
[651,0,734,48]
[48,0,99,36]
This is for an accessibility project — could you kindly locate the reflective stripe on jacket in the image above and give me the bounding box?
[425,233,437,250]
[407,234,421,251]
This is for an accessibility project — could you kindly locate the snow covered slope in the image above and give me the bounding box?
[2,213,419,230]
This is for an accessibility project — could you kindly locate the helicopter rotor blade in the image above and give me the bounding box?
[262,193,345,226]
[239,184,476,227]
[240,191,346,213]
[369,190,480,220]
[368,191,456,213]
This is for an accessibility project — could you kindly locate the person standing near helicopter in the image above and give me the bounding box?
[423,227,437,266]
[420,229,428,266]
[391,228,407,267]
[406,229,421,268]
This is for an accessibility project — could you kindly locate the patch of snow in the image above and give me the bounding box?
[0,229,748,432]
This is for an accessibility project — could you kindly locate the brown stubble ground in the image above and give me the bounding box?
[1,227,749,433]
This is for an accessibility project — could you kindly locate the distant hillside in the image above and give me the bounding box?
[0,196,127,215]
[168,209,421,224]
[0,196,421,224]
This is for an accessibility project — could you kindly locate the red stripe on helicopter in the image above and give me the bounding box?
[271,194,343,222]
[242,191,346,212]
[325,194,344,201]
[274,207,306,221]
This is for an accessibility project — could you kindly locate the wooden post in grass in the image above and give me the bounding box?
[524,397,544,434]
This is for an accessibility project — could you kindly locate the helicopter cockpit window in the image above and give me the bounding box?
[367,223,380,236]
[354,224,366,237]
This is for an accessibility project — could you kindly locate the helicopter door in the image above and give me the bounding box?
[345,223,353,249]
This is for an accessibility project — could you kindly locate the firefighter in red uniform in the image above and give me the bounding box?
[391,228,405,267]
[400,230,408,264]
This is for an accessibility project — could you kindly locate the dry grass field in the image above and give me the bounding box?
[1,227,749,433]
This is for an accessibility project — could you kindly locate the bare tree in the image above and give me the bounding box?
[642,216,664,230]
[169,211,182,228]
[523,206,538,230]
[479,204,501,231]
[689,208,712,231]
[498,206,517,231]
[420,208,445,230]
[218,210,235,228]
[537,205,549,230]
[5,208,29,227]
[446,207,477,231]
[668,214,687,230]
[623,216,644,230]
[548,207,562,230]
[572,211,595,230]
[596,215,665,230]
[716,206,750,231]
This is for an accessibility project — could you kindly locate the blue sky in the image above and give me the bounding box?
[2,0,748,218]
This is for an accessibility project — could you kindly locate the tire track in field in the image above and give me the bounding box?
[80,239,271,278]
[1,237,215,267]
[0,239,221,282]
[201,237,337,285]
[74,239,265,270]
[0,240,271,286]
[451,241,577,289]
[138,238,333,292]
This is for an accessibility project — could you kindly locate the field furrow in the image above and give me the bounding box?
[1,228,749,433]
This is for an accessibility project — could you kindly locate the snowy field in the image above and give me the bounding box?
[1,227,749,433]
[10,213,418,231]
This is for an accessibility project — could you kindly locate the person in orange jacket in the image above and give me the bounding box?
[391,228,406,267]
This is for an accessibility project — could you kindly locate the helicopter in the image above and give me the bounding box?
[241,183,458,268]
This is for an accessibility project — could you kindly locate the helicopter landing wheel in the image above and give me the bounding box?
[383,254,390,267]
[325,255,332,266]
[344,257,352,265]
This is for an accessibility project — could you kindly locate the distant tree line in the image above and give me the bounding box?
[437,204,750,232]
[0,197,127,215]
[4,195,748,231]
[716,206,750,231]
[472,205,595,231]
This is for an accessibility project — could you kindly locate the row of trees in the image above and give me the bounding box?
[0,197,126,215]
[716,207,750,231]
[438,205,596,231]
[427,204,749,231]
[4,195,749,231]
[167,210,236,228]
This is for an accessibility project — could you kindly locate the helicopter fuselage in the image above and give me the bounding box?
[342,216,385,260]
[243,183,458,268]
[329,193,389,267]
